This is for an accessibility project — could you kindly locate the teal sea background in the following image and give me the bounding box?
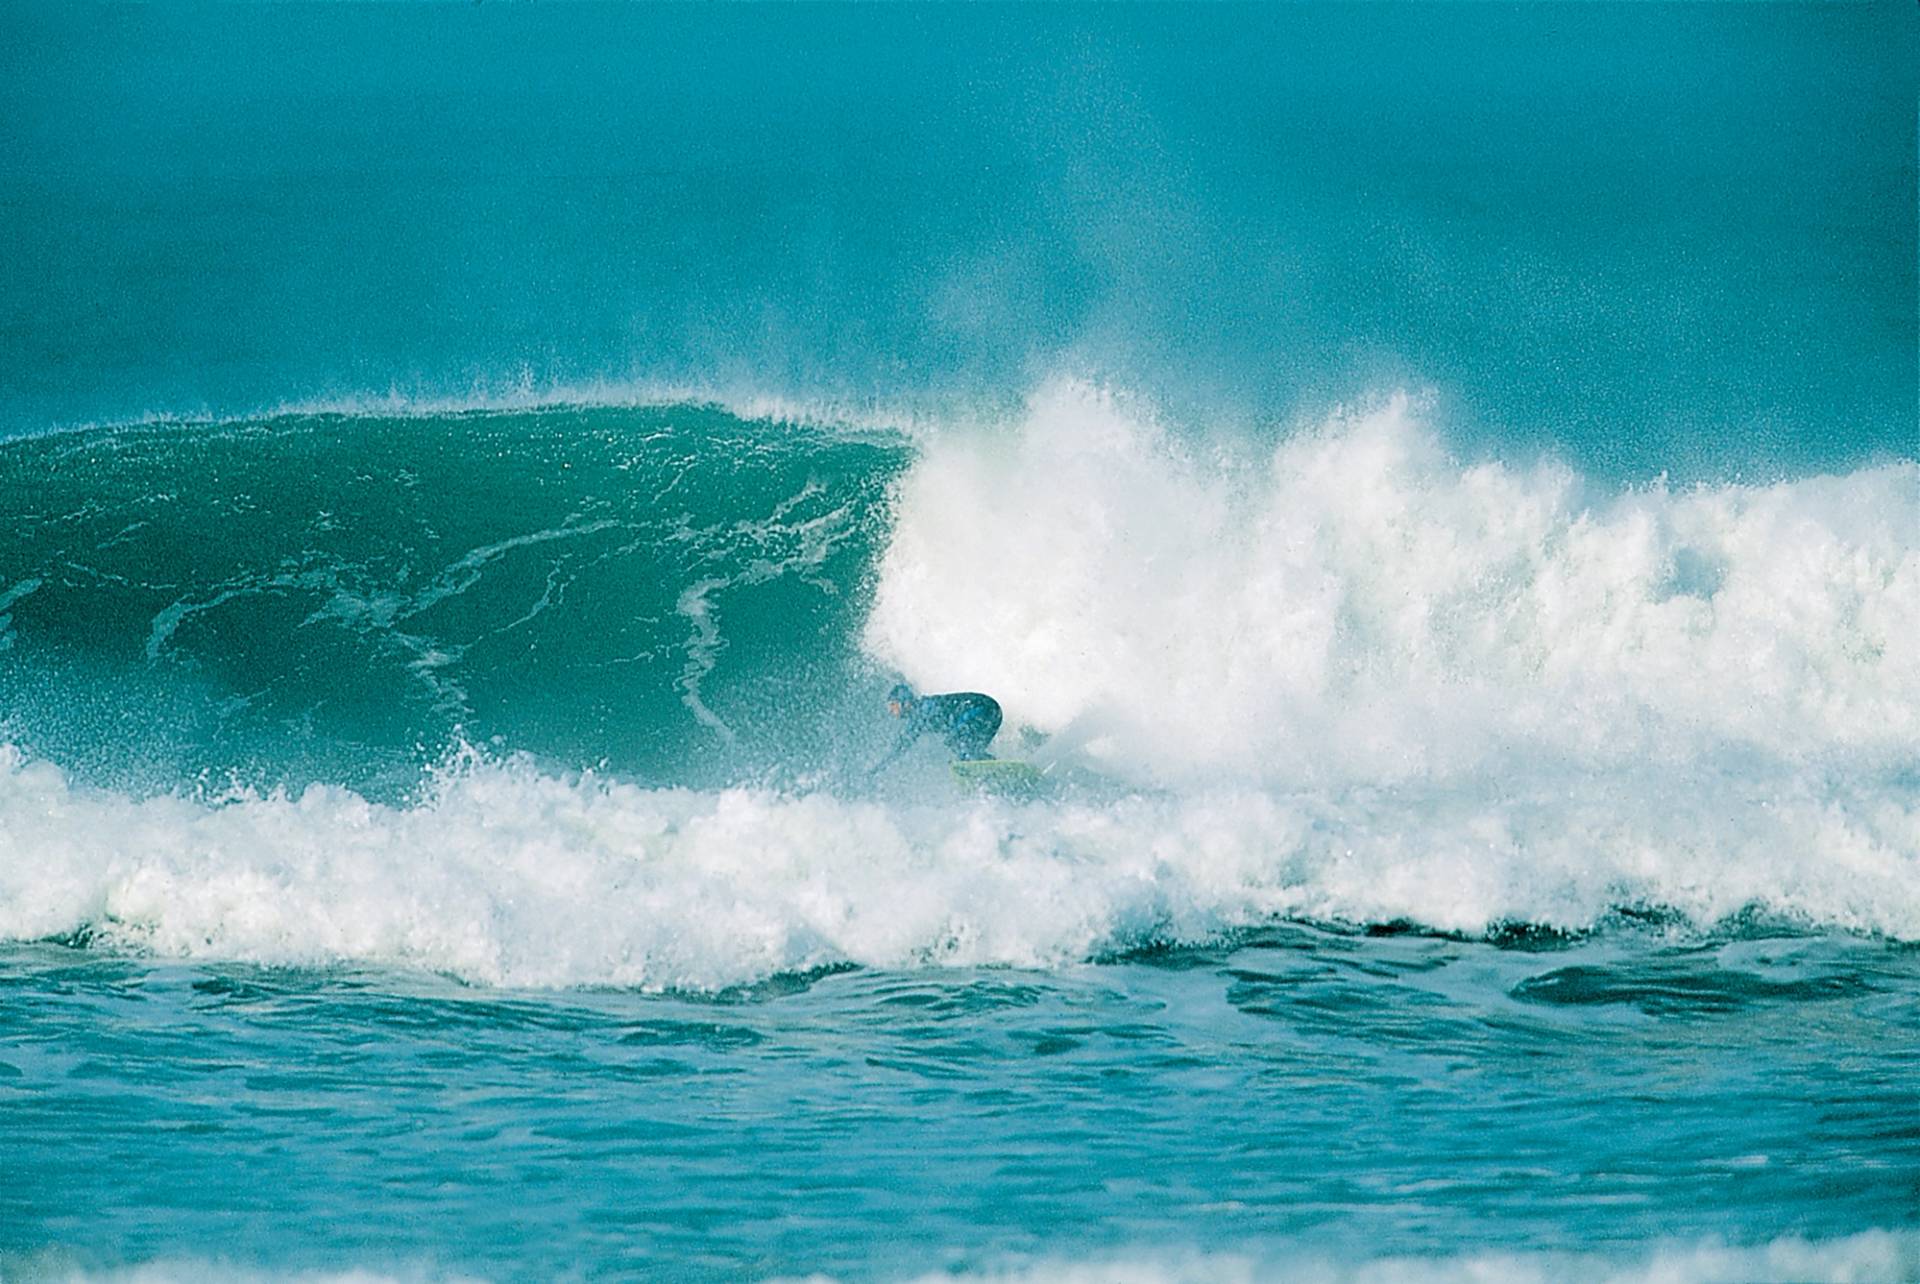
[2,4,1917,1282]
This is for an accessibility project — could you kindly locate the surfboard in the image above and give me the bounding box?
[950,758,1048,799]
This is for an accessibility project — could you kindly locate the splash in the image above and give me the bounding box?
[866,380,1920,785]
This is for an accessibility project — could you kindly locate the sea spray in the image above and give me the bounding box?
[868,380,1920,785]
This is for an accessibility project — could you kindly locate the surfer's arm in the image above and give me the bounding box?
[867,725,919,776]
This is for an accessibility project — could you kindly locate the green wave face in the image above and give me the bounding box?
[0,407,909,796]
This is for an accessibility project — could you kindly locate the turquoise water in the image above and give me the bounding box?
[5,930,1918,1282]
[2,4,1917,1282]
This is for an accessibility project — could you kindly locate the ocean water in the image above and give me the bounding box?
[2,4,1917,1282]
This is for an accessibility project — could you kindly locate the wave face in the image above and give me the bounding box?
[2,388,1916,987]
[0,405,906,795]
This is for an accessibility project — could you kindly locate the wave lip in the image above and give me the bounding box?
[10,378,933,448]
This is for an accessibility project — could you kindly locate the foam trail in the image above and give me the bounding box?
[865,380,1920,786]
[0,576,40,651]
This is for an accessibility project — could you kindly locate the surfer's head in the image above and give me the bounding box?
[887,683,915,717]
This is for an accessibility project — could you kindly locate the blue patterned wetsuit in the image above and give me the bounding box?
[878,691,1003,767]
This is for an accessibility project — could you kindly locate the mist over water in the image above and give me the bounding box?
[2,3,1916,1282]
[3,3,1913,477]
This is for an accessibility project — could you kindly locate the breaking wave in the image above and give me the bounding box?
[1,382,1915,987]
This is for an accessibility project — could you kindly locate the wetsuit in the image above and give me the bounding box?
[880,691,1003,766]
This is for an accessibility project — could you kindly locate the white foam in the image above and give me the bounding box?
[2,741,1915,989]
[12,1232,1916,1284]
[865,379,1920,786]
[784,1229,1920,1284]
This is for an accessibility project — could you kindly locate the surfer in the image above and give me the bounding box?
[871,684,1003,772]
